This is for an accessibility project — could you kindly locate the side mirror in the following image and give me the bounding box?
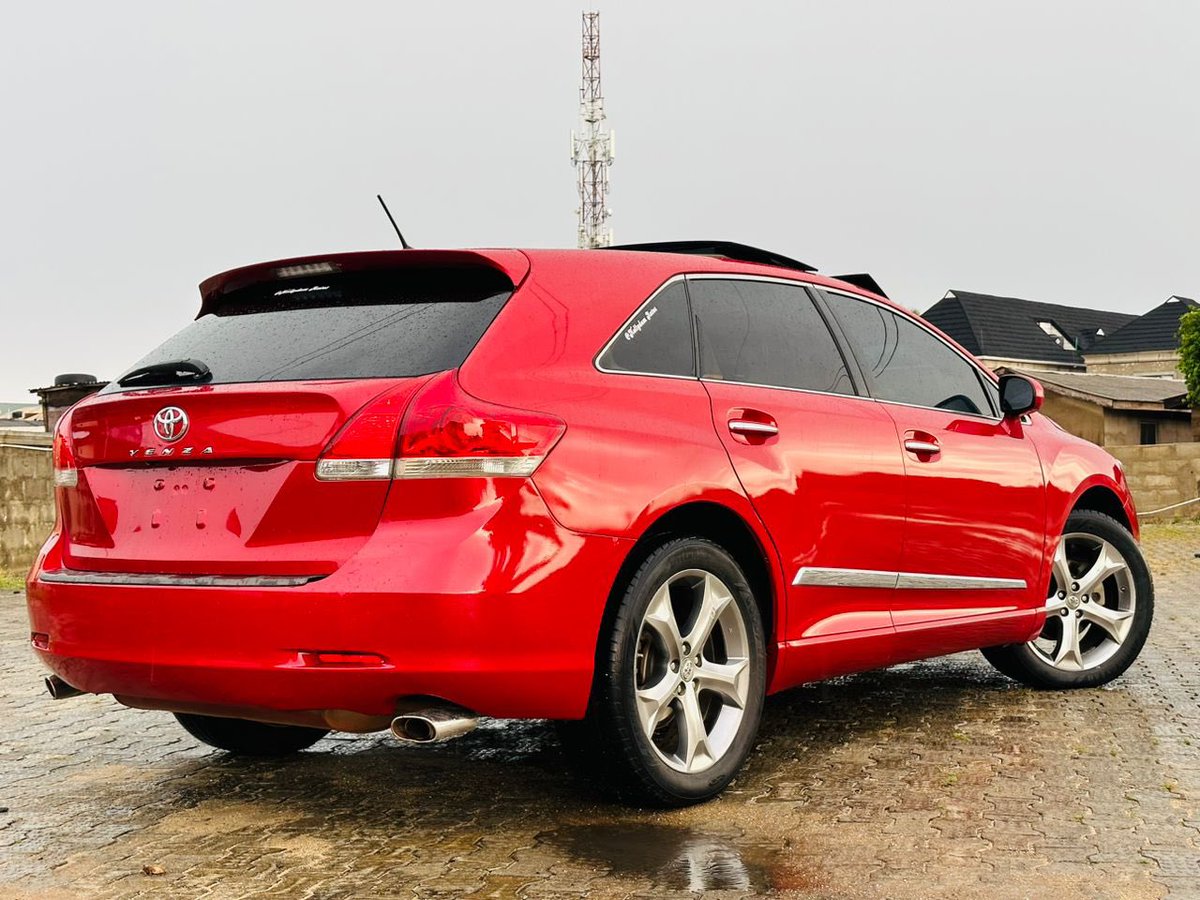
[999,374,1043,417]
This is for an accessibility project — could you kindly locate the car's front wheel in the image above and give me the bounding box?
[982,509,1153,689]
[175,713,329,756]
[581,537,767,806]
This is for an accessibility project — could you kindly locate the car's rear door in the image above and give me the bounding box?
[690,276,906,682]
[59,264,513,577]
[818,288,1046,648]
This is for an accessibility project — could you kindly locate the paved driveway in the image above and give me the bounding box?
[2,526,1198,899]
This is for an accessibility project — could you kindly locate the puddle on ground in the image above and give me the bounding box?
[545,823,820,894]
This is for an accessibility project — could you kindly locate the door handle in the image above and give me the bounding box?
[903,438,941,455]
[729,419,779,437]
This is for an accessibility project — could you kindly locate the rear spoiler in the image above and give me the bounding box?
[197,249,530,316]
[607,241,817,273]
[832,273,888,299]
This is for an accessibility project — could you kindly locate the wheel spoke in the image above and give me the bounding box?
[643,583,684,658]
[635,672,679,739]
[1053,614,1085,670]
[1082,603,1134,644]
[1049,539,1072,599]
[676,686,713,771]
[683,573,733,652]
[696,657,749,709]
[1075,541,1127,597]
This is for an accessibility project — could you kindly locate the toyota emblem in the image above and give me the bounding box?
[153,406,189,442]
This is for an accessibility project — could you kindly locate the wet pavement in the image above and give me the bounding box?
[2,525,1198,899]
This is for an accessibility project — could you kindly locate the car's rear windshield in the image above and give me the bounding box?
[104,267,512,392]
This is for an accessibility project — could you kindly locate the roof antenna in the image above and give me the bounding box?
[376,194,411,249]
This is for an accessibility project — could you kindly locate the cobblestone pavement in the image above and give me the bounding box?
[1,526,1198,899]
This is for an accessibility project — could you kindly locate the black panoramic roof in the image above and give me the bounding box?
[606,241,817,273]
[1089,296,1198,355]
[922,290,1137,367]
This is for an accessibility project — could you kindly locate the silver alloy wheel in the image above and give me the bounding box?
[634,569,751,774]
[1033,532,1137,671]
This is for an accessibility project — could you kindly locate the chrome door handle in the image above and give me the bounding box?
[904,439,940,454]
[729,420,778,437]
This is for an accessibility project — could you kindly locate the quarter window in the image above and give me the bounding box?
[822,290,993,416]
[689,279,854,395]
[598,282,695,377]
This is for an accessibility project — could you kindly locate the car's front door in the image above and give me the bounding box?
[819,288,1046,648]
[689,276,907,683]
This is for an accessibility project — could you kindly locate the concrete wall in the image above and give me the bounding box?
[1109,442,1200,521]
[979,357,1078,374]
[0,432,55,574]
[1039,395,1192,447]
[1041,393,1105,445]
[1084,350,1181,377]
[1104,410,1193,447]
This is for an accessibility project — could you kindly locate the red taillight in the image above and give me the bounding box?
[395,372,565,479]
[52,411,77,489]
[314,372,564,482]
[315,382,417,481]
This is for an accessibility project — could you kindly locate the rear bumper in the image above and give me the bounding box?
[26,491,629,724]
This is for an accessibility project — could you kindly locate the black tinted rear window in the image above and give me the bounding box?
[105,267,511,391]
[597,282,695,377]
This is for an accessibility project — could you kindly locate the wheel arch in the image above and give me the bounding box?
[1071,483,1135,535]
[593,500,784,694]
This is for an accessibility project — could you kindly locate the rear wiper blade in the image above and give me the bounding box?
[117,358,213,388]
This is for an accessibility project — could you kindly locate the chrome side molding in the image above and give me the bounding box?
[794,566,1026,591]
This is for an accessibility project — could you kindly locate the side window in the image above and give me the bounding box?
[689,279,854,395]
[821,290,994,416]
[598,282,695,377]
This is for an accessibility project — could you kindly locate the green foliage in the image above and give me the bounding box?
[0,569,26,592]
[1181,308,1200,406]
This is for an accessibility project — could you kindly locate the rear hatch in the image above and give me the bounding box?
[56,253,522,576]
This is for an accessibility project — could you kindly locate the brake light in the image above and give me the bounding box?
[52,411,77,488]
[315,382,419,481]
[314,372,564,482]
[395,372,565,479]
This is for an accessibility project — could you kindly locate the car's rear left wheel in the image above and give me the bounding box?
[175,713,329,756]
[577,537,767,807]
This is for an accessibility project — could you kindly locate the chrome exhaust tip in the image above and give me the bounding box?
[45,675,84,700]
[390,704,478,744]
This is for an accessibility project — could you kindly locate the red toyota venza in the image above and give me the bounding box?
[27,242,1154,805]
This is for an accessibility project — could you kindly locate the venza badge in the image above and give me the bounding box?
[153,406,189,442]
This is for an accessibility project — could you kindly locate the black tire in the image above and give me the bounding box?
[981,510,1153,689]
[578,537,767,807]
[174,713,329,756]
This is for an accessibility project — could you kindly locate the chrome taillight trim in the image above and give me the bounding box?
[53,467,78,488]
[315,456,546,481]
[393,456,544,479]
[315,458,393,481]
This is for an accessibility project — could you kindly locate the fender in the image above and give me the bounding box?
[623,485,791,649]
[1039,441,1134,540]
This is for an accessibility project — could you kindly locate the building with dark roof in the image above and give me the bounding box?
[998,367,1191,447]
[1085,296,1198,377]
[922,290,1136,372]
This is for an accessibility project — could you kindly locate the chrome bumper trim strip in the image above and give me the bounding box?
[38,569,322,588]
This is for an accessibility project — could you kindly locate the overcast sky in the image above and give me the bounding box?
[1,1,1196,401]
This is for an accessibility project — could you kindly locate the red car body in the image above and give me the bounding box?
[26,248,1138,732]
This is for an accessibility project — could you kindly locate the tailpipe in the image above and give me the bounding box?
[45,675,84,700]
[390,704,478,744]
